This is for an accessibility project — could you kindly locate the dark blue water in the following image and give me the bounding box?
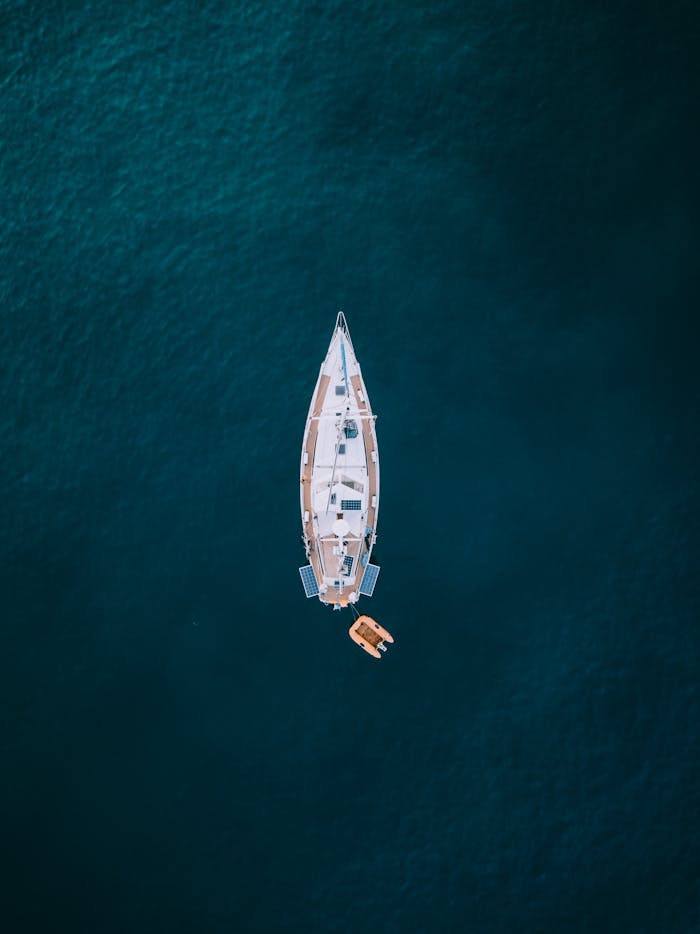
[2,2,699,931]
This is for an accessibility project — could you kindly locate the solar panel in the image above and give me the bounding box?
[299,565,319,598]
[341,499,362,511]
[359,563,380,597]
[342,555,353,574]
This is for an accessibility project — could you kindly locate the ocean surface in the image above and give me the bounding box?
[2,2,699,931]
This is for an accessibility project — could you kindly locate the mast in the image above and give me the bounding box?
[324,315,352,511]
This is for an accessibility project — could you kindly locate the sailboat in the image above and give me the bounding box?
[299,313,394,657]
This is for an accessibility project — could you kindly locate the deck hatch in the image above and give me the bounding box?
[359,563,380,597]
[299,565,319,598]
[341,499,362,511]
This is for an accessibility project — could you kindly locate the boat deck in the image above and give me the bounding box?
[300,322,379,608]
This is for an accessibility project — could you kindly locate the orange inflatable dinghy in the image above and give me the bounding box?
[348,615,394,659]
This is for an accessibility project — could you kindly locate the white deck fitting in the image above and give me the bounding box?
[299,313,380,607]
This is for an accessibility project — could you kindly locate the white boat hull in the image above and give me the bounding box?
[299,313,380,608]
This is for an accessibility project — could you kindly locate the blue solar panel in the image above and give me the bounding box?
[359,563,380,597]
[341,499,362,511]
[299,565,319,598]
[342,555,353,574]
